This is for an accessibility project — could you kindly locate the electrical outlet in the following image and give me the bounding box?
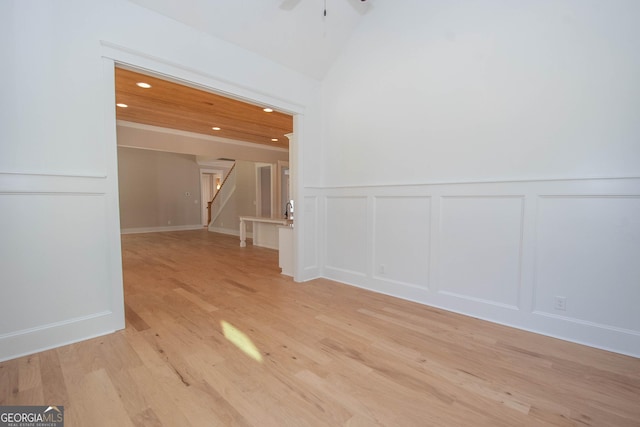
[167,220,172,225]
[379,264,386,274]
[554,296,567,311]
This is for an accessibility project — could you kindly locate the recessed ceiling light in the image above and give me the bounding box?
[116,103,128,108]
[136,82,152,89]
[212,127,221,131]
[263,108,273,113]
[271,138,278,142]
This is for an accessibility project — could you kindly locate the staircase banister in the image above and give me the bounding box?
[207,162,236,226]
[209,162,236,205]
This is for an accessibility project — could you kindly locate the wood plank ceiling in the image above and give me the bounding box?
[114,67,293,149]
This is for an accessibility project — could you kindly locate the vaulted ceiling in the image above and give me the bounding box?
[116,0,372,148]
[126,0,371,80]
[115,67,293,149]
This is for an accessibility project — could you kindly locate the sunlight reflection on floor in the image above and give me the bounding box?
[221,320,263,362]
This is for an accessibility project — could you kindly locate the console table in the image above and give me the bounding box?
[239,216,291,247]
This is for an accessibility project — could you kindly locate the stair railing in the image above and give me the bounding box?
[207,162,236,225]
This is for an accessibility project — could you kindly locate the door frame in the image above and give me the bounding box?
[101,42,305,282]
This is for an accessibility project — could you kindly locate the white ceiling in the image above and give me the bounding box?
[127,0,372,80]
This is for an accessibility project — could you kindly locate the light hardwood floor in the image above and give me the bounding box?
[1,230,639,426]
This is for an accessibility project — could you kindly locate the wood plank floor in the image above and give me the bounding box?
[1,230,639,426]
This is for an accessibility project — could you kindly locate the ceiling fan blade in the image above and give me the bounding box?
[280,0,302,11]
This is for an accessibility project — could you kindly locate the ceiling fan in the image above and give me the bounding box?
[280,0,372,15]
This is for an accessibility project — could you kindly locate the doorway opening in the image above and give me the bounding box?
[255,163,274,218]
[200,169,223,226]
[108,57,301,283]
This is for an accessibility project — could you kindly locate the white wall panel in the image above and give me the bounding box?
[0,194,111,333]
[373,196,430,289]
[325,196,367,275]
[319,178,640,357]
[534,196,640,330]
[438,196,523,309]
[0,172,124,362]
[303,196,319,272]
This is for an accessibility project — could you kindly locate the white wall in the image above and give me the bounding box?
[0,0,321,361]
[322,0,640,185]
[317,0,640,356]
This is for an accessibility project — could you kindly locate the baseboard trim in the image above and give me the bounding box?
[121,225,204,234]
[0,310,122,362]
[322,268,640,358]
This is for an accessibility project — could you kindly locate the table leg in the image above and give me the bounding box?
[240,219,247,247]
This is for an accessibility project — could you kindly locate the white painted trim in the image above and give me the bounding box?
[288,125,303,282]
[101,41,308,115]
[302,195,319,272]
[102,42,307,287]
[0,311,116,363]
[102,55,127,333]
[117,121,288,153]
[531,310,640,336]
[325,266,368,278]
[309,175,640,190]
[437,290,520,311]
[0,311,112,340]
[121,225,204,234]
[0,171,107,179]
[0,173,107,194]
[323,266,640,359]
[197,159,235,169]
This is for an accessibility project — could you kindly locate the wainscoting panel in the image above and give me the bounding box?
[0,193,111,333]
[0,173,124,361]
[315,178,640,357]
[534,196,640,331]
[325,196,368,276]
[438,196,523,309]
[303,195,319,274]
[373,196,431,289]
